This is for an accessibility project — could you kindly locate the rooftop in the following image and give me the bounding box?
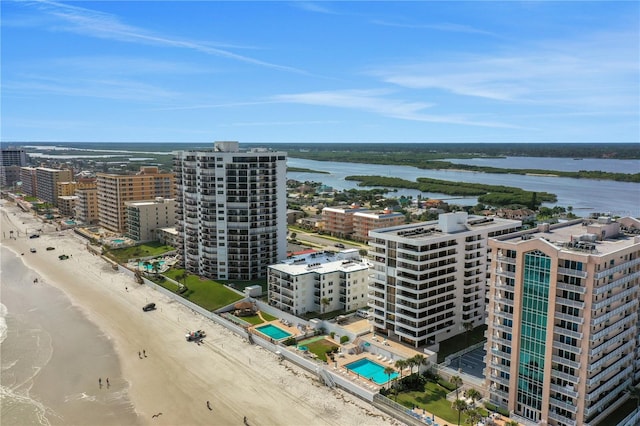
[371,212,520,239]
[270,249,369,275]
[497,217,640,255]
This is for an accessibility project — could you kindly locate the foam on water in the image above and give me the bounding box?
[0,302,7,345]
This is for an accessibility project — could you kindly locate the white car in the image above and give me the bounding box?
[30,248,37,253]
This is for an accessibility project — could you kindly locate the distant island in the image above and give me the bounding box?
[345,175,557,209]
[287,167,329,174]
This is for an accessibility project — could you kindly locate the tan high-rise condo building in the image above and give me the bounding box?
[97,167,175,233]
[485,217,640,426]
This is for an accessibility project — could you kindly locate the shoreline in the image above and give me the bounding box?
[0,201,398,426]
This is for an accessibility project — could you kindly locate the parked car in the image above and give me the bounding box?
[29,234,40,239]
[335,243,345,248]
[30,248,37,253]
[142,303,156,312]
[46,247,55,251]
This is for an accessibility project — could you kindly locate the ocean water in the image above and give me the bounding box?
[0,247,140,426]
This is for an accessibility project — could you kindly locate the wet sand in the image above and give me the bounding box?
[0,200,399,426]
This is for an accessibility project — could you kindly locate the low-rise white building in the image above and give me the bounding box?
[268,249,370,316]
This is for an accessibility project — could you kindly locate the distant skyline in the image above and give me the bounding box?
[2,1,639,144]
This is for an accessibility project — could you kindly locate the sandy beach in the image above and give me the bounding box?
[0,200,400,426]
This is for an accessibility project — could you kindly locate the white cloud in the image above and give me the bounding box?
[370,30,639,109]
[29,0,308,74]
[272,89,520,128]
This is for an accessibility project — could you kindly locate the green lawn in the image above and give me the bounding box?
[305,338,338,362]
[261,312,277,321]
[106,242,175,264]
[437,325,487,363]
[396,381,487,424]
[163,269,243,311]
[241,315,265,325]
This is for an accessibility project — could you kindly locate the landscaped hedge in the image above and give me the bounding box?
[484,401,510,417]
[438,379,457,391]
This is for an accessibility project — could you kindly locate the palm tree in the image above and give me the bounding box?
[321,297,330,314]
[464,388,482,407]
[465,407,482,426]
[451,375,463,399]
[383,366,395,390]
[406,357,417,376]
[412,354,426,375]
[452,398,468,426]
[394,359,408,380]
[504,421,519,426]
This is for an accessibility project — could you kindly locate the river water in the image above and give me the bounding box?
[286,157,640,218]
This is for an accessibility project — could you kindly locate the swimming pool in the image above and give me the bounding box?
[112,239,125,244]
[138,260,165,271]
[345,358,398,385]
[256,324,292,340]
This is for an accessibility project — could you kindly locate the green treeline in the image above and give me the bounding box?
[345,175,557,208]
[289,151,639,183]
[287,167,330,174]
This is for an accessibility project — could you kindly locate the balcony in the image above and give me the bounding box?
[587,353,633,387]
[557,267,587,279]
[594,271,640,295]
[594,257,640,279]
[555,297,585,310]
[553,326,582,341]
[548,410,577,426]
[590,315,635,342]
[549,396,578,413]
[550,382,578,399]
[585,377,631,416]
[591,299,638,326]
[592,286,636,311]
[552,354,581,370]
[590,340,634,371]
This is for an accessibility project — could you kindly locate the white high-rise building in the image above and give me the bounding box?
[268,249,370,316]
[174,141,287,281]
[368,212,521,348]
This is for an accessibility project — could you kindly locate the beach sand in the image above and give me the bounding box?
[0,200,400,426]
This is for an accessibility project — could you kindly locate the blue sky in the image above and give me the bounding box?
[2,1,638,144]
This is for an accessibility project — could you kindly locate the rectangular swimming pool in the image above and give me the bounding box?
[345,358,398,385]
[256,324,292,340]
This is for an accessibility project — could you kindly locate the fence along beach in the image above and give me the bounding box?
[0,200,397,426]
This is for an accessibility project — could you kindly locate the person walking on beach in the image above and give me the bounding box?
[206,400,211,410]
[99,378,102,388]
[143,349,147,357]
[106,378,110,387]
[138,351,142,359]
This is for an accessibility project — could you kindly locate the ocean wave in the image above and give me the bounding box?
[0,303,7,345]
[0,383,58,426]
[64,392,98,403]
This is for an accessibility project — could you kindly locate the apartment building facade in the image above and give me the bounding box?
[125,198,177,242]
[322,205,369,239]
[35,167,73,206]
[75,187,98,225]
[485,218,640,426]
[97,167,175,233]
[353,209,406,242]
[174,141,287,281]
[368,212,521,348]
[19,167,38,197]
[268,249,369,316]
